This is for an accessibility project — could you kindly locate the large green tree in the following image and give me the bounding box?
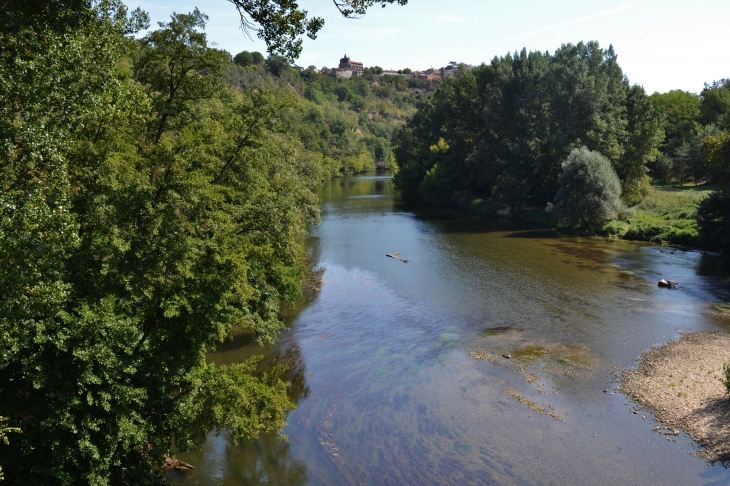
[700,79,730,129]
[1,0,408,61]
[0,2,332,483]
[649,89,701,156]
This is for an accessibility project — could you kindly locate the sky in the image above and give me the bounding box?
[125,0,730,94]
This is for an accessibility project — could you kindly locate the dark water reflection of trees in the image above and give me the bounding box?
[172,331,311,485]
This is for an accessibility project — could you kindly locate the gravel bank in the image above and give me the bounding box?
[621,332,730,462]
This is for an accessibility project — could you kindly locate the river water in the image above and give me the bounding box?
[175,175,730,485]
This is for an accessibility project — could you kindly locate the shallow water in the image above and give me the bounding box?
[175,175,730,485]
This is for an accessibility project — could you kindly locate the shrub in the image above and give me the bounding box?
[697,188,730,253]
[551,147,624,228]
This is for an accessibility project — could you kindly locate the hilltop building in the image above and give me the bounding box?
[333,54,364,78]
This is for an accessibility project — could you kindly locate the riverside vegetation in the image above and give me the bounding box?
[0,0,409,483]
[226,51,441,176]
[392,43,730,252]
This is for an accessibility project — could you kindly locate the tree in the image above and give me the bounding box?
[1,4,322,483]
[673,142,692,186]
[234,50,254,66]
[697,189,730,253]
[551,147,623,228]
[2,0,418,481]
[265,53,290,76]
[702,131,730,187]
[134,8,229,143]
[617,84,663,204]
[394,42,661,207]
[650,90,701,155]
[700,79,730,129]
[696,129,730,253]
[335,85,352,102]
[656,156,673,186]
[251,50,264,65]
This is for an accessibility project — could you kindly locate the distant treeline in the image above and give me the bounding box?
[394,42,662,206]
[392,42,730,252]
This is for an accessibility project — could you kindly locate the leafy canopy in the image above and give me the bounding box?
[551,147,624,228]
[393,41,663,207]
[0,2,328,483]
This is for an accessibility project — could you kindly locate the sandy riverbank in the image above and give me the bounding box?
[621,331,730,462]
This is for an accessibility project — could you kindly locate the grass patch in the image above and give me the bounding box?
[467,186,713,247]
[598,187,710,245]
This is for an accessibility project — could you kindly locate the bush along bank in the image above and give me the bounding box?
[468,185,711,248]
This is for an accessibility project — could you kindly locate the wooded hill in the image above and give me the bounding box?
[225,53,442,176]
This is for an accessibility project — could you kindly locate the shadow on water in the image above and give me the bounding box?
[171,433,309,486]
[172,295,315,485]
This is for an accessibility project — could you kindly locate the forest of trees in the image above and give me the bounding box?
[0,0,412,483]
[392,42,730,251]
[649,81,730,252]
[393,42,663,206]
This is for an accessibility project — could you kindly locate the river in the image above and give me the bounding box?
[174,174,730,485]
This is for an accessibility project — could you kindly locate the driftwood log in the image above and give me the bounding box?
[385,253,409,263]
[162,454,194,472]
[658,279,678,288]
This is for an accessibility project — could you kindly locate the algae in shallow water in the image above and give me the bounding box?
[439,332,459,342]
[512,346,548,361]
[481,326,512,336]
[714,304,730,315]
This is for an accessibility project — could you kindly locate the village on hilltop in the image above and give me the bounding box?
[329,54,462,80]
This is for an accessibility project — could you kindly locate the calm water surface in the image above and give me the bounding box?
[176,175,730,485]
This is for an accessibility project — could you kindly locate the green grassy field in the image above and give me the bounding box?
[599,186,712,245]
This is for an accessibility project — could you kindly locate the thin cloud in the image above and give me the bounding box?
[499,0,656,43]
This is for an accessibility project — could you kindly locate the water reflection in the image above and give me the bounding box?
[173,433,308,486]
[176,175,730,485]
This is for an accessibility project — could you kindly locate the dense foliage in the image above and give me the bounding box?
[0,0,420,482]
[696,128,730,252]
[648,81,730,187]
[551,147,623,228]
[394,42,663,207]
[225,53,440,176]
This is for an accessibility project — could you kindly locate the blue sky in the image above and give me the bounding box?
[126,0,730,94]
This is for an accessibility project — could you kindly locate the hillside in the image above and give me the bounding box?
[225,55,443,176]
